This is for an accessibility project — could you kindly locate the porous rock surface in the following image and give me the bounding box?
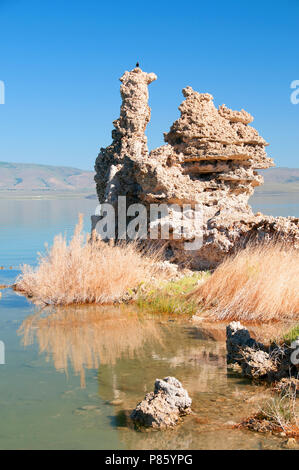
[130,376,192,429]
[226,321,265,364]
[226,322,298,382]
[95,67,157,209]
[94,67,299,268]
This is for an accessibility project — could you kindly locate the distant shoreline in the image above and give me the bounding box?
[1,186,298,202]
[0,191,97,200]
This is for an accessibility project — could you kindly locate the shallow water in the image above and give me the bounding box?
[0,290,291,450]
[0,197,298,450]
[0,198,96,268]
[250,193,299,218]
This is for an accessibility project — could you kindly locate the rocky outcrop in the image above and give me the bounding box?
[226,322,266,364]
[240,348,277,379]
[226,322,299,382]
[130,376,192,429]
[94,67,299,268]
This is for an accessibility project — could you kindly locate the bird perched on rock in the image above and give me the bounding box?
[136,62,139,68]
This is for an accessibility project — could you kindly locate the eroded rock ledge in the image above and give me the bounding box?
[94,67,299,269]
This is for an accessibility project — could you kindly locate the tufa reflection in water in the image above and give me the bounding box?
[18,305,163,387]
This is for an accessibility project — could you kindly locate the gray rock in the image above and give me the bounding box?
[240,347,275,379]
[226,321,260,364]
[226,321,297,382]
[130,376,192,429]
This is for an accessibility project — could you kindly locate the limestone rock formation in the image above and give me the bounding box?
[130,376,192,429]
[226,322,298,382]
[240,348,277,379]
[226,321,264,364]
[95,67,157,209]
[94,67,299,268]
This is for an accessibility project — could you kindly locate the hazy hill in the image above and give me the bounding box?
[255,167,299,196]
[0,161,298,197]
[259,167,299,184]
[0,161,95,193]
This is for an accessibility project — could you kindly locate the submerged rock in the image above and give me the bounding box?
[130,376,192,429]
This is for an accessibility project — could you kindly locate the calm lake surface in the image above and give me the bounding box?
[0,196,298,450]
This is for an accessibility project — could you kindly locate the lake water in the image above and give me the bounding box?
[250,193,299,218]
[0,196,298,450]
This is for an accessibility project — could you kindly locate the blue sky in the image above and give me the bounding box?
[0,0,298,170]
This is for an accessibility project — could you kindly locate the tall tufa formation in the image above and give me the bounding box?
[135,86,273,212]
[94,67,157,208]
[94,68,299,269]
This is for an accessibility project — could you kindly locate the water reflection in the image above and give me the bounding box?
[16,306,292,449]
[18,305,163,387]
[95,322,229,419]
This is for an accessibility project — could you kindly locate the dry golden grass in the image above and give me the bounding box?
[15,215,162,305]
[191,242,299,322]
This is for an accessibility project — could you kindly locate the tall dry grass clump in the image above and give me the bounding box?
[191,242,299,322]
[15,215,162,305]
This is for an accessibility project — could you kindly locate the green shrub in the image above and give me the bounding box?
[137,273,209,316]
[282,325,299,345]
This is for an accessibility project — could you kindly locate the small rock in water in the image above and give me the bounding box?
[80,405,99,411]
[73,404,101,415]
[109,399,123,406]
[130,376,192,430]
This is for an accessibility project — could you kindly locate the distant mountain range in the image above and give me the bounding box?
[0,161,298,196]
[0,161,95,193]
[259,167,299,184]
[255,167,299,197]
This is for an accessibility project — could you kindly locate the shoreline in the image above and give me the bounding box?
[0,191,96,200]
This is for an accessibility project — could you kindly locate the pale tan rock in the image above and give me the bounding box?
[94,67,156,207]
[94,67,299,268]
[130,377,192,429]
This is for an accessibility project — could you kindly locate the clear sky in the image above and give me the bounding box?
[0,0,298,170]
